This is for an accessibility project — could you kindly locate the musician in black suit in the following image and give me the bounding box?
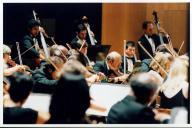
[107,73,170,124]
[71,24,94,67]
[32,56,64,94]
[120,41,137,74]
[71,24,88,49]
[93,51,130,83]
[138,21,170,60]
[93,51,121,75]
[20,19,45,70]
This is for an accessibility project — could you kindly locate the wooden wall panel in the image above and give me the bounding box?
[102,3,189,56]
[146,3,189,55]
[102,3,147,55]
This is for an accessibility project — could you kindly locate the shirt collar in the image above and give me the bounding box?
[105,61,110,70]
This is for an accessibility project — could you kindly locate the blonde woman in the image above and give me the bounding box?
[149,52,174,83]
[159,57,189,109]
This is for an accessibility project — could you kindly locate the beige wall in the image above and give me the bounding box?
[102,3,189,57]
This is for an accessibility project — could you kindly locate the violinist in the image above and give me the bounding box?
[32,56,64,94]
[3,44,27,76]
[93,51,129,83]
[49,44,68,63]
[120,41,137,74]
[20,19,46,70]
[138,21,170,60]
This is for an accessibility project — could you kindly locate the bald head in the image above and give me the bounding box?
[106,51,122,71]
[106,51,121,61]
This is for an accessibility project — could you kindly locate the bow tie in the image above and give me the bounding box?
[126,56,134,59]
[147,35,153,39]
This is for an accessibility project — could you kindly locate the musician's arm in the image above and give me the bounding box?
[3,65,26,76]
[23,39,40,58]
[32,72,57,87]
[93,62,104,73]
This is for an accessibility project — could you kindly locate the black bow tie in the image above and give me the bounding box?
[147,35,153,38]
[126,56,134,59]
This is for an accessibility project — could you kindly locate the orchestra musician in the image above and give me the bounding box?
[93,51,129,83]
[70,24,93,67]
[32,56,64,94]
[3,44,28,77]
[3,9,190,124]
[20,19,47,70]
[120,41,137,74]
[138,21,170,60]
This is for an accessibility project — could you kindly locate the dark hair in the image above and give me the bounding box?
[8,72,34,103]
[27,19,40,29]
[76,24,87,33]
[129,73,158,104]
[126,41,135,49]
[142,21,153,30]
[70,41,88,50]
[49,72,90,123]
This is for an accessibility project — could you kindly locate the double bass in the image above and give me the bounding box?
[152,11,165,45]
[82,16,97,45]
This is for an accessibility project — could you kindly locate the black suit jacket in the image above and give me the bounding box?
[93,61,109,76]
[32,63,57,94]
[21,35,40,59]
[70,36,88,49]
[138,34,168,60]
[107,95,159,124]
[120,56,136,73]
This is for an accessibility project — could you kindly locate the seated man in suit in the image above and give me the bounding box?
[107,73,170,124]
[93,51,129,83]
[32,56,64,94]
[138,21,170,60]
[120,41,137,74]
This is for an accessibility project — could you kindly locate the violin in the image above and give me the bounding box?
[7,59,17,67]
[107,70,124,83]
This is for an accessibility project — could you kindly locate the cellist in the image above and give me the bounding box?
[138,21,170,61]
[20,19,47,70]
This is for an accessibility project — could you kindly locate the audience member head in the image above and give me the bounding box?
[49,72,90,123]
[8,72,34,105]
[129,73,160,104]
[58,59,92,79]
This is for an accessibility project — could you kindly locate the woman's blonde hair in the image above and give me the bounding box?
[161,56,189,91]
[150,52,173,76]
